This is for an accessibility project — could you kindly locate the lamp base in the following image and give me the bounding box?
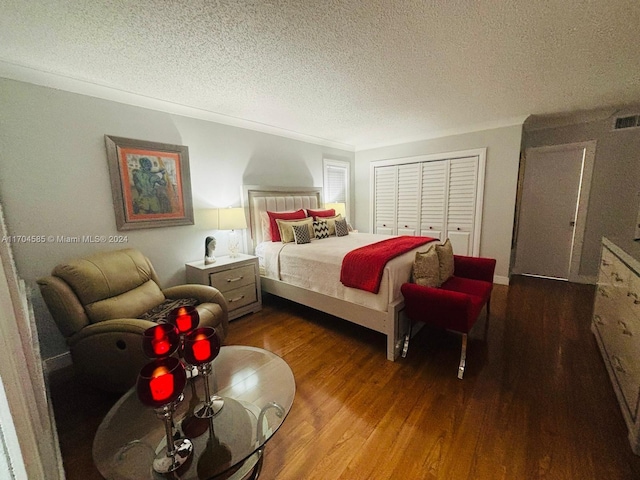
[228,230,240,258]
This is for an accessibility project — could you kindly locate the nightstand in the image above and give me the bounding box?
[186,254,262,321]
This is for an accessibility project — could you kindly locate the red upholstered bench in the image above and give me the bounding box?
[401,254,496,379]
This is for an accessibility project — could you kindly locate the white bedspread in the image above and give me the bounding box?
[256,233,436,312]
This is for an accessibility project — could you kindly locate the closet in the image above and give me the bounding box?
[371,149,485,256]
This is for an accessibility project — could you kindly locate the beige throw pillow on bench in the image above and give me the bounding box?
[412,244,441,287]
[436,238,455,285]
[411,238,455,287]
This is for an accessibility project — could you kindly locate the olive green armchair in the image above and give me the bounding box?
[38,248,229,392]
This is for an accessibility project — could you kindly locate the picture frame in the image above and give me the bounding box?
[105,135,194,231]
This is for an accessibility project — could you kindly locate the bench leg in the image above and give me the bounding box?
[457,333,468,379]
[402,323,412,358]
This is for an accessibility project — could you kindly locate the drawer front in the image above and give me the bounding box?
[209,264,256,293]
[222,284,257,311]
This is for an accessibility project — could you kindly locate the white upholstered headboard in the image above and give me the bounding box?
[243,185,323,251]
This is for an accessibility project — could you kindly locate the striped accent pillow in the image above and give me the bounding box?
[313,219,330,239]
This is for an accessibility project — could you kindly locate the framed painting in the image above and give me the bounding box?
[105,135,194,231]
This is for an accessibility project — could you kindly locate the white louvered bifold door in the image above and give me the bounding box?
[374,166,397,235]
[446,157,478,255]
[419,160,447,240]
[396,164,421,235]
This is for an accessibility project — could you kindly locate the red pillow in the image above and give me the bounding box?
[267,209,307,241]
[307,208,335,219]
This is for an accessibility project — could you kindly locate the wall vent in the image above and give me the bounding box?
[614,114,640,130]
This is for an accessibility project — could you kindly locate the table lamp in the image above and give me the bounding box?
[325,202,347,220]
[218,207,247,258]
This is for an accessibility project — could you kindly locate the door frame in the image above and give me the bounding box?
[511,141,596,283]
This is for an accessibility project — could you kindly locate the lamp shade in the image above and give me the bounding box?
[325,202,346,219]
[218,207,247,230]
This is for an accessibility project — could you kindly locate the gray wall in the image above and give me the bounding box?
[524,116,640,279]
[354,124,524,283]
[0,78,354,360]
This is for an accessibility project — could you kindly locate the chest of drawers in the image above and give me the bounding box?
[186,254,262,321]
[592,238,640,454]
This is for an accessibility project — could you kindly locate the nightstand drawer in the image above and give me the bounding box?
[223,284,257,311]
[209,265,256,293]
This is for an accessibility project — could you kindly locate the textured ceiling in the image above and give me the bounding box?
[1,0,639,150]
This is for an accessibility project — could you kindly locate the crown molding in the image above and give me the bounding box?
[0,59,356,152]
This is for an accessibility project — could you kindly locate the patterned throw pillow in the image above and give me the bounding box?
[292,224,311,244]
[436,238,455,285]
[335,218,349,237]
[412,245,441,287]
[276,217,314,243]
[313,219,330,239]
[140,298,199,323]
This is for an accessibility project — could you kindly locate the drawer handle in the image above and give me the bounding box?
[612,355,626,374]
[602,259,611,266]
[598,287,609,298]
[226,276,244,283]
[612,272,624,283]
[228,295,245,303]
[618,320,633,336]
[594,314,605,325]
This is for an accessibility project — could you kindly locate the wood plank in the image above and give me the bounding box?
[50,276,640,479]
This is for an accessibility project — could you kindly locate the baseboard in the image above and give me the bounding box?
[494,275,510,285]
[43,352,72,374]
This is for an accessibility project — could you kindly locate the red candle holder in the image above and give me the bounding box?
[168,306,200,335]
[136,357,192,473]
[142,323,180,358]
[183,327,223,418]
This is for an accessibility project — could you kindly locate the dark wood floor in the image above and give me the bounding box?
[49,276,640,479]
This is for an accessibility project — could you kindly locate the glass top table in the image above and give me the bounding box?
[93,346,296,479]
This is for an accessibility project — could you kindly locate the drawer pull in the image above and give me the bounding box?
[612,355,626,374]
[228,295,245,303]
[226,276,244,283]
[628,291,640,304]
[594,314,605,325]
[618,320,633,336]
[598,287,609,298]
[612,272,624,283]
[602,259,611,266]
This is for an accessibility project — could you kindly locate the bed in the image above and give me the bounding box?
[243,185,437,360]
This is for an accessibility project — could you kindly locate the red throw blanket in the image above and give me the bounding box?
[340,236,436,293]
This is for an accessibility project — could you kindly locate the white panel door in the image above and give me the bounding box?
[396,163,421,235]
[513,146,585,279]
[446,157,478,255]
[374,166,397,235]
[419,160,447,240]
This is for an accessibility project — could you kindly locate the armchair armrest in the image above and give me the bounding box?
[163,284,228,317]
[163,284,229,340]
[67,318,156,347]
[453,255,496,283]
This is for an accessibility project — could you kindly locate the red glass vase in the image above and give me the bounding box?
[168,306,200,334]
[142,323,180,358]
